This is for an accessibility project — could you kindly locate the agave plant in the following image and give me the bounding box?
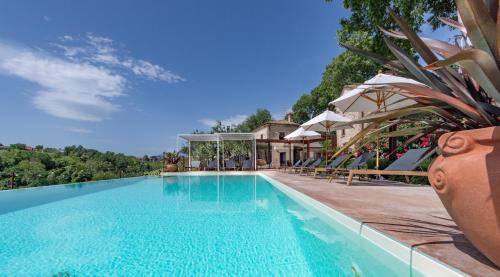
[164,151,181,165]
[334,0,500,156]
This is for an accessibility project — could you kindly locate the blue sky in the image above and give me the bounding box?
[0,1,453,156]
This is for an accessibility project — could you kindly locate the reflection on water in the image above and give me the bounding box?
[162,175,259,213]
[0,177,146,215]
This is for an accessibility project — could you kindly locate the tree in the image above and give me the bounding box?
[236,109,272,132]
[292,1,457,124]
[334,0,456,55]
[293,48,378,123]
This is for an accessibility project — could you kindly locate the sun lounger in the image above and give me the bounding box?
[314,154,348,177]
[282,160,301,172]
[186,160,201,171]
[224,160,237,170]
[207,160,218,171]
[328,152,373,182]
[242,160,253,171]
[290,158,315,174]
[300,157,323,175]
[346,147,434,186]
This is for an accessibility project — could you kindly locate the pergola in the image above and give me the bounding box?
[177,133,256,170]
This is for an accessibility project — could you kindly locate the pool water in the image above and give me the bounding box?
[0,175,421,276]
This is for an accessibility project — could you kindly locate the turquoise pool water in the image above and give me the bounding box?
[0,175,420,276]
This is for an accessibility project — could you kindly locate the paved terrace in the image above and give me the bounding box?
[261,170,500,276]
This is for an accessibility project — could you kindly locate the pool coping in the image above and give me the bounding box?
[161,171,468,277]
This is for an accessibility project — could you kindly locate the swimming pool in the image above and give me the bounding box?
[0,174,462,276]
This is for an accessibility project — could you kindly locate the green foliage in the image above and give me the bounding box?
[335,0,456,55]
[236,109,272,132]
[293,50,378,124]
[164,151,181,164]
[293,1,457,124]
[0,145,163,190]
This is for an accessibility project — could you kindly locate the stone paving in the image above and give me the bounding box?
[261,170,500,276]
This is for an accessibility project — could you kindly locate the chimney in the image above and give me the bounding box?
[287,112,293,123]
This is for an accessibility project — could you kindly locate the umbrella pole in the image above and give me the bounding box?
[376,136,380,170]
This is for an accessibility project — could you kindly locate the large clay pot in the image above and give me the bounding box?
[428,126,500,266]
[164,164,178,172]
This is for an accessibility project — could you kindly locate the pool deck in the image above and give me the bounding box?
[261,170,500,277]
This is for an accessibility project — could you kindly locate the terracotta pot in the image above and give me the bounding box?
[428,126,500,266]
[164,164,178,172]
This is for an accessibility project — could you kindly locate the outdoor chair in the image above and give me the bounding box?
[345,147,434,186]
[224,160,237,171]
[300,157,323,175]
[283,160,301,172]
[290,158,315,174]
[328,152,373,182]
[314,154,348,178]
[207,160,218,171]
[186,160,201,171]
[241,160,253,171]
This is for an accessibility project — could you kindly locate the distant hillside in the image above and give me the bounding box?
[0,144,163,190]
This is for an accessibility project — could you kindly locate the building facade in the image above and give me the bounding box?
[253,114,324,168]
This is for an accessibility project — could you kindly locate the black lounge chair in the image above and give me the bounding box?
[314,154,348,177]
[283,160,301,172]
[346,147,435,186]
[290,158,315,173]
[224,160,237,170]
[207,160,218,171]
[328,152,373,182]
[241,160,253,171]
[186,160,201,171]
[300,157,323,175]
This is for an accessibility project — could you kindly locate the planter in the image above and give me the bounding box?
[428,126,500,266]
[164,164,178,172]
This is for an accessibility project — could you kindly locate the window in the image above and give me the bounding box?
[341,129,346,137]
[279,132,285,140]
[260,134,263,139]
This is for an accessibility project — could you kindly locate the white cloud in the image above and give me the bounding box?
[52,33,184,83]
[200,114,248,127]
[0,33,183,121]
[0,43,125,121]
[43,16,50,22]
[67,127,92,134]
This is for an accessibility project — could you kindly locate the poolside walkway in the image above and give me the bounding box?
[261,170,500,277]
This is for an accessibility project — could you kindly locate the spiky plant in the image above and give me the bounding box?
[334,0,500,156]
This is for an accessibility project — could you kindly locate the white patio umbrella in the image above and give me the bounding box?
[284,127,320,140]
[329,73,427,169]
[301,110,351,163]
[330,73,426,113]
[285,127,320,162]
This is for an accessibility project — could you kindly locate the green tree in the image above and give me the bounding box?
[292,1,457,124]
[237,109,272,132]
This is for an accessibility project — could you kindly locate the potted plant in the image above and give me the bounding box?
[337,1,500,265]
[164,151,181,172]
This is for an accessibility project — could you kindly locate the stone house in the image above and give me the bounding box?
[253,113,323,168]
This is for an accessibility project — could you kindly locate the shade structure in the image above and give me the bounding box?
[284,127,320,140]
[330,73,426,113]
[285,127,320,161]
[301,110,351,163]
[177,133,256,171]
[301,110,351,132]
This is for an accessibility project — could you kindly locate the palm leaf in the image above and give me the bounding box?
[456,0,497,58]
[388,82,489,124]
[339,43,407,74]
[439,17,467,34]
[379,28,461,58]
[425,48,500,105]
[383,37,450,93]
